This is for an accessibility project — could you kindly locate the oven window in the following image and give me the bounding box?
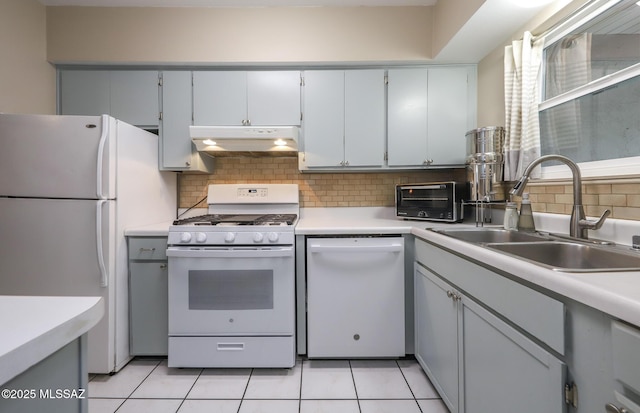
[399,188,450,209]
[188,270,274,310]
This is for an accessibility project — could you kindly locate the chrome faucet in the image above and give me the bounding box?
[509,154,610,239]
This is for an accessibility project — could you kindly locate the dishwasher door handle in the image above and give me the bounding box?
[308,244,404,254]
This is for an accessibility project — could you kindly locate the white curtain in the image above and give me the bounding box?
[542,33,592,156]
[504,31,545,181]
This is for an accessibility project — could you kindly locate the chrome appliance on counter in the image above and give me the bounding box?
[465,126,506,202]
[167,184,298,368]
[395,181,466,222]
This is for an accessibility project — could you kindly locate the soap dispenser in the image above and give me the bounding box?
[518,193,535,232]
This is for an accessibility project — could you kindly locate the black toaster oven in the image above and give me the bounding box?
[395,182,466,222]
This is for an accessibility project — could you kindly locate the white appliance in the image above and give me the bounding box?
[0,114,177,374]
[306,237,405,358]
[167,184,298,368]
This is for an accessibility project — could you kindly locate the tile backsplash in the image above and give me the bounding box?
[524,180,640,221]
[178,156,465,209]
[178,156,640,222]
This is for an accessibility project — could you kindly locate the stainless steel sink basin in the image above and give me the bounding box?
[432,228,549,244]
[487,241,640,272]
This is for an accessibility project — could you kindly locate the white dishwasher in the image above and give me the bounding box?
[306,236,405,358]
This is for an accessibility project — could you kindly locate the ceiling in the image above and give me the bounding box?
[38,0,438,6]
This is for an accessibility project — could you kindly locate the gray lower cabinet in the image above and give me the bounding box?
[414,239,567,413]
[461,292,565,413]
[415,264,459,412]
[0,336,88,413]
[128,237,169,356]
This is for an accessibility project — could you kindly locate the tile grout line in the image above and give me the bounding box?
[395,359,424,413]
[236,367,254,413]
[348,360,363,413]
[113,358,163,412]
[175,366,205,412]
[298,358,304,413]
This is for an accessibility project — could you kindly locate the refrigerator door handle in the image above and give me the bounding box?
[96,200,108,287]
[96,114,110,200]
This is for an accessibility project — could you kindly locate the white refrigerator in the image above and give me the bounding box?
[0,114,177,374]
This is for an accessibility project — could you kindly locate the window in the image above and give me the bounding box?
[538,0,640,179]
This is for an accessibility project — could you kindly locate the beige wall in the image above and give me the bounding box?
[46,6,433,64]
[0,0,55,114]
[432,0,484,58]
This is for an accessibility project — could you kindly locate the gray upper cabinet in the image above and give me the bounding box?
[300,69,385,169]
[387,66,476,167]
[110,71,160,127]
[427,66,474,165]
[59,70,159,128]
[301,70,344,167]
[193,71,301,126]
[59,70,111,117]
[387,68,428,166]
[160,71,214,173]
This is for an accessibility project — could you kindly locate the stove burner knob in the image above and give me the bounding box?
[224,232,236,243]
[253,232,264,243]
[195,232,207,243]
[180,232,192,243]
[267,232,279,243]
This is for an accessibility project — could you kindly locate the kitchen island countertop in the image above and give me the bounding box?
[0,295,104,385]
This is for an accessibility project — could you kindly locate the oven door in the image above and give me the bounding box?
[167,246,295,336]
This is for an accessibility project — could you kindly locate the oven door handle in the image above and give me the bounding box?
[166,247,294,258]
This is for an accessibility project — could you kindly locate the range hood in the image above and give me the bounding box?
[190,126,298,154]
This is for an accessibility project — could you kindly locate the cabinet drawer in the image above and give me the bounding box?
[416,239,565,355]
[128,237,168,261]
[612,320,640,395]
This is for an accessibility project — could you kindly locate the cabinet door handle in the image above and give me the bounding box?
[139,247,156,252]
[160,264,167,269]
[605,404,628,413]
[446,290,462,301]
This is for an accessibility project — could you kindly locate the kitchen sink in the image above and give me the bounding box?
[487,241,640,272]
[431,228,550,244]
[429,227,640,272]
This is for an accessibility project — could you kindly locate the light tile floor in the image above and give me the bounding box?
[88,357,449,413]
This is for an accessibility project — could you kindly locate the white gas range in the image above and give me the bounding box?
[166,184,298,368]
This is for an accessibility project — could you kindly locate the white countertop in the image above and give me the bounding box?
[125,220,174,236]
[0,296,104,385]
[296,207,424,234]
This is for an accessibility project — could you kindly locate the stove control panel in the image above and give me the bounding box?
[168,230,294,246]
[237,187,268,198]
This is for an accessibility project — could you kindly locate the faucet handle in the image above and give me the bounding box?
[579,209,611,231]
